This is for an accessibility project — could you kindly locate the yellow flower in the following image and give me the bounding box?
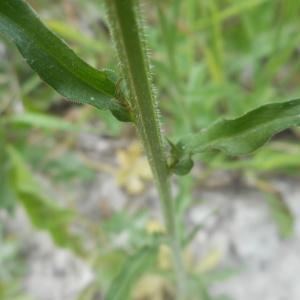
[146,219,166,235]
[116,142,152,195]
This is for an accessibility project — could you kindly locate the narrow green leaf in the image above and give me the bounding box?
[4,112,79,132]
[0,138,16,213]
[106,246,158,300]
[7,146,83,254]
[264,193,294,238]
[0,0,131,121]
[178,98,300,157]
[0,165,16,213]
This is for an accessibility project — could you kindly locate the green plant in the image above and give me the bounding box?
[0,224,28,300]
[1,0,300,299]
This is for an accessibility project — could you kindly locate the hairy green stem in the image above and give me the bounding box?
[105,0,187,298]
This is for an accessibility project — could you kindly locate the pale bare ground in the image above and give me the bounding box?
[2,133,300,300]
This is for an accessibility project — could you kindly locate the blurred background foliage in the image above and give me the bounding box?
[1,0,300,299]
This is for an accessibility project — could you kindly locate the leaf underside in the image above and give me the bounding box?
[0,0,130,120]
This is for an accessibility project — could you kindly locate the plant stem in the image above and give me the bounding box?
[105,0,187,298]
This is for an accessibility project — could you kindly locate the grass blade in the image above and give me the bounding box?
[7,146,83,254]
[4,112,79,132]
[106,246,158,300]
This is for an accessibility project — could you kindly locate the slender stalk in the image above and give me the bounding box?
[105,0,187,298]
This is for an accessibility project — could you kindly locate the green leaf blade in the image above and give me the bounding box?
[106,246,158,300]
[0,137,16,213]
[7,146,83,255]
[0,0,126,115]
[264,192,294,239]
[4,112,79,131]
[179,98,300,156]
